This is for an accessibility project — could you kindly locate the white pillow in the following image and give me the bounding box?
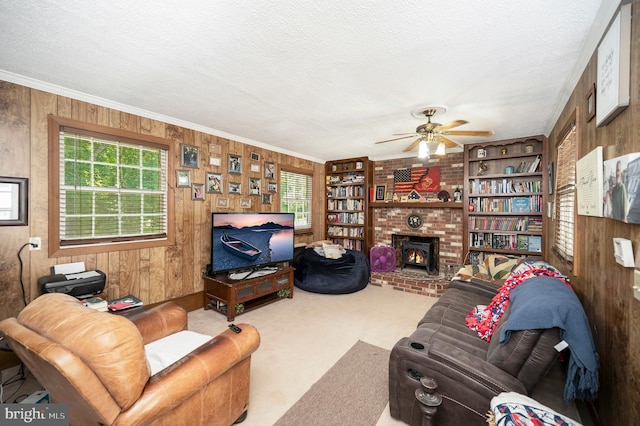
[145,330,212,375]
[322,243,343,259]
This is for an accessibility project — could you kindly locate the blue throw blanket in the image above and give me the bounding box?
[498,276,599,401]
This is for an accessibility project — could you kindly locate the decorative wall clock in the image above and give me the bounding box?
[406,214,423,229]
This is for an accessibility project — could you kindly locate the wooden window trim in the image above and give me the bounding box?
[47,115,175,257]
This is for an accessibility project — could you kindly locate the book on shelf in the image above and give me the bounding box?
[511,197,531,212]
[107,294,143,311]
[516,235,529,250]
[528,235,542,252]
[83,297,108,312]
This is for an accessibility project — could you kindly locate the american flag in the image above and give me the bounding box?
[393,167,440,193]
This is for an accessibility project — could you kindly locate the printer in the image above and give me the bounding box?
[38,269,106,299]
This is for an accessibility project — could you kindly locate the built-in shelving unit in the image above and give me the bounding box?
[325,157,373,253]
[463,136,547,262]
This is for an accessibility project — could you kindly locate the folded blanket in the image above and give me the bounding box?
[499,277,599,401]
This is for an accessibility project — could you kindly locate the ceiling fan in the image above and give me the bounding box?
[375,108,494,157]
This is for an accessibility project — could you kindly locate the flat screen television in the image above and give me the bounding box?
[210,212,295,276]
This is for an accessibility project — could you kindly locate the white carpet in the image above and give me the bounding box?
[188,284,436,426]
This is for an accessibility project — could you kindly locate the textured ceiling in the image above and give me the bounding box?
[0,1,617,162]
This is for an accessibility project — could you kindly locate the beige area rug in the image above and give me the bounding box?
[273,340,390,426]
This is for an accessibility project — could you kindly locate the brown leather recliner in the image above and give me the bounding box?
[0,293,260,426]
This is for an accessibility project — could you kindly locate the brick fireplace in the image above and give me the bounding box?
[369,205,464,297]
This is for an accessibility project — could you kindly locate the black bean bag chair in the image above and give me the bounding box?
[293,248,370,294]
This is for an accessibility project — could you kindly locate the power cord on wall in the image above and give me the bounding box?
[17,242,35,307]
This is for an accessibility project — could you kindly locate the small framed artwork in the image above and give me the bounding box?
[209,144,221,155]
[176,170,191,188]
[375,185,386,201]
[228,154,242,174]
[228,181,241,195]
[548,161,554,194]
[586,83,596,122]
[250,152,260,161]
[240,198,252,208]
[262,193,272,204]
[192,183,205,201]
[249,177,261,195]
[181,144,200,168]
[267,182,278,192]
[206,172,223,193]
[0,176,28,226]
[209,157,221,167]
[250,163,260,173]
[264,161,276,179]
[216,197,229,208]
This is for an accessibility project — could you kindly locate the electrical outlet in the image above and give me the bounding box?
[29,237,41,251]
[634,270,640,302]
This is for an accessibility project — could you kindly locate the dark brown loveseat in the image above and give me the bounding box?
[388,261,595,425]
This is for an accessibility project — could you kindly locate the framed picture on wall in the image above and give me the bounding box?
[264,161,276,179]
[192,183,205,201]
[180,144,200,168]
[228,181,241,195]
[262,193,272,204]
[240,198,252,208]
[228,154,242,174]
[249,177,261,195]
[176,170,191,188]
[206,172,223,193]
[216,197,229,208]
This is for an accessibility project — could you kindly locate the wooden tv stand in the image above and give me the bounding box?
[203,266,294,321]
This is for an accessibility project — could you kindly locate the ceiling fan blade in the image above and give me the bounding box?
[403,138,422,152]
[437,120,468,132]
[375,135,416,144]
[445,130,495,137]
[436,136,460,149]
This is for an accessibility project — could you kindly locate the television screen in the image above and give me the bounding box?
[211,212,295,275]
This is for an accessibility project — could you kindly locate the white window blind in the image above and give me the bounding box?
[280,170,312,229]
[554,125,576,262]
[59,130,168,246]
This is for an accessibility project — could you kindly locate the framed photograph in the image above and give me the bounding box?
[0,176,28,226]
[228,181,241,195]
[250,152,260,161]
[264,161,276,179]
[250,163,260,173]
[548,161,554,194]
[267,182,278,192]
[596,4,631,127]
[209,144,221,155]
[249,177,261,195]
[585,83,596,122]
[176,170,191,188]
[240,198,252,208]
[216,197,229,208]
[375,185,386,201]
[191,183,205,201]
[180,144,200,168]
[228,154,242,174]
[208,157,221,167]
[262,193,272,204]
[206,172,223,193]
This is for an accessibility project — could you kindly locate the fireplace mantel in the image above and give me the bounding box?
[370,201,462,209]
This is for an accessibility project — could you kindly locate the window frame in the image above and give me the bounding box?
[47,115,175,257]
[552,118,578,273]
[279,166,313,231]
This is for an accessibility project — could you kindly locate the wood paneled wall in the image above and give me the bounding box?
[546,1,640,423]
[0,81,325,320]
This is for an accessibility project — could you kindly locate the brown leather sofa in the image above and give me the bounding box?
[0,293,260,426]
[388,278,581,426]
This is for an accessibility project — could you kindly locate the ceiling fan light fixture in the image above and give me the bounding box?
[435,141,446,156]
[418,140,429,158]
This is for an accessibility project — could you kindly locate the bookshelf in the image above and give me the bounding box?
[463,136,547,261]
[325,157,373,254]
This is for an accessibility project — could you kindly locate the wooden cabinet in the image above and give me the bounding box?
[203,267,294,321]
[463,136,547,261]
[324,157,373,254]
